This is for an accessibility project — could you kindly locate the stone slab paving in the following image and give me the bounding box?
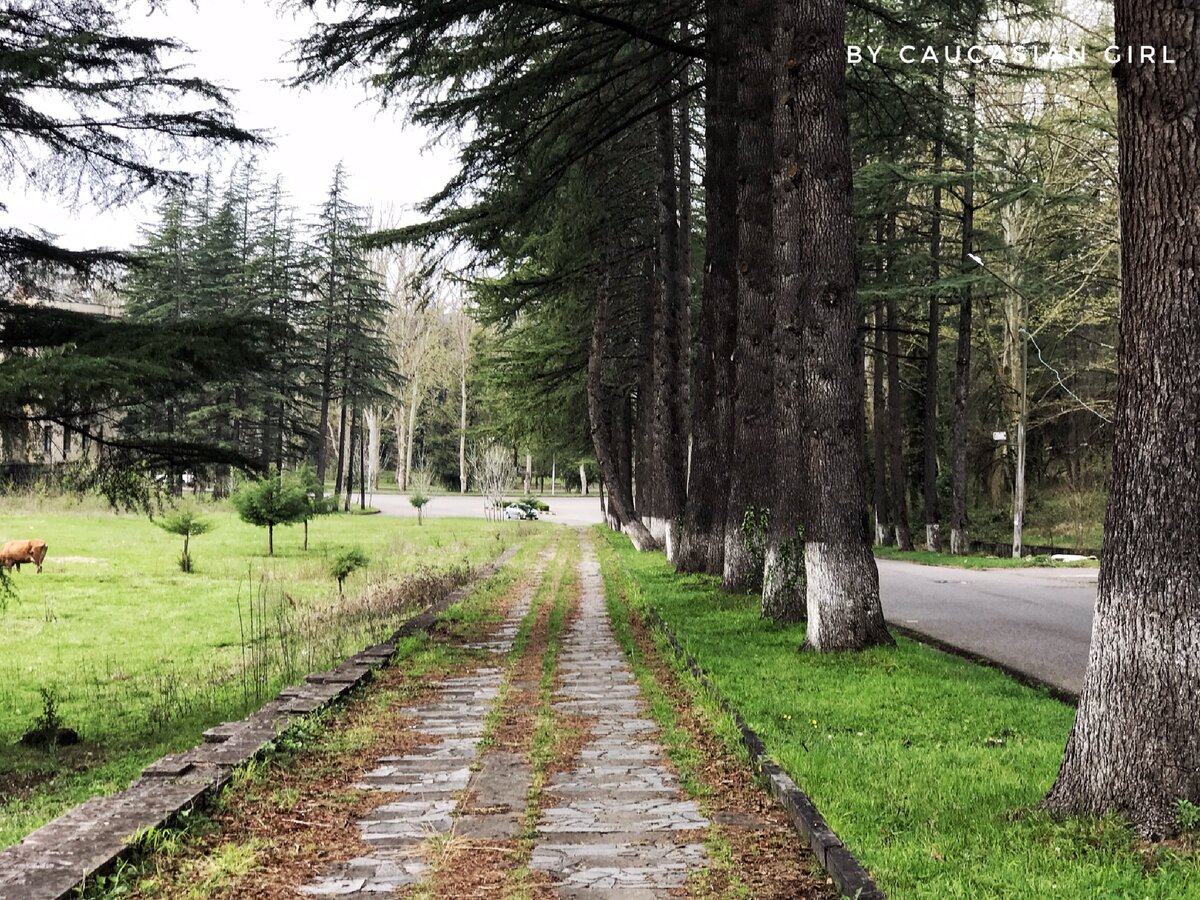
[299,568,538,896]
[530,544,710,897]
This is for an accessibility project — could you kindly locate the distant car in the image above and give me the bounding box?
[504,504,538,521]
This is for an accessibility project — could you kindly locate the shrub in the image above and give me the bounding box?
[230,475,309,556]
[155,503,214,573]
[408,469,434,525]
[329,548,369,595]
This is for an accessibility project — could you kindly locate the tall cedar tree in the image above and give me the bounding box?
[1045,0,1200,837]
[784,0,892,649]
[0,0,262,500]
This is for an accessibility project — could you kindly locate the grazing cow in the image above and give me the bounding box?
[0,539,48,573]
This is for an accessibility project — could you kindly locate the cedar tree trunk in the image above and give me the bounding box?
[1045,1,1200,837]
[788,0,893,650]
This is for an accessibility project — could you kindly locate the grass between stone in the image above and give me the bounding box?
[0,502,546,849]
[596,527,1200,900]
[416,532,572,898]
[505,534,580,899]
[597,534,833,899]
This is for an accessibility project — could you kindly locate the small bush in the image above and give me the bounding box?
[408,469,435,524]
[330,548,369,595]
[20,687,79,749]
[155,503,214,573]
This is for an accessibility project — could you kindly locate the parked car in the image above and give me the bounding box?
[504,503,539,521]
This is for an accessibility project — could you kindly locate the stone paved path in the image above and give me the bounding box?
[298,576,535,896]
[301,536,710,897]
[530,546,709,898]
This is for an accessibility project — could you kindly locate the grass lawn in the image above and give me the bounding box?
[596,528,1199,899]
[0,496,549,847]
[873,546,1099,570]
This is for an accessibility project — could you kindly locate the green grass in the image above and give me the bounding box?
[0,497,549,848]
[873,547,1099,570]
[596,528,1199,900]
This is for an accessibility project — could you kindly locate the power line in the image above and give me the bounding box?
[1021,328,1112,424]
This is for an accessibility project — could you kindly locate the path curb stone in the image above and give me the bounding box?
[0,546,519,900]
[644,606,887,900]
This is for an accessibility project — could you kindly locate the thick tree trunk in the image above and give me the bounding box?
[872,298,892,546]
[675,0,737,576]
[761,0,806,623]
[886,242,914,551]
[365,407,381,493]
[315,334,334,490]
[1045,1,1200,837]
[588,285,657,551]
[786,0,892,650]
[950,74,977,556]
[923,88,945,552]
[634,272,656,524]
[652,89,688,554]
[721,0,776,594]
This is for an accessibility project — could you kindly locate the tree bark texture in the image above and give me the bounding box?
[652,88,688,555]
[787,0,892,651]
[1045,1,1200,837]
[588,282,657,551]
[886,223,914,551]
[675,0,737,576]
[761,0,807,623]
[721,0,776,594]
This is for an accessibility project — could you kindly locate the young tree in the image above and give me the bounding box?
[408,469,434,524]
[230,474,309,556]
[329,548,369,596]
[155,505,214,573]
[1045,0,1200,837]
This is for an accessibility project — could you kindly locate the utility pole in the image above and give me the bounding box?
[1013,312,1028,558]
[969,253,1030,559]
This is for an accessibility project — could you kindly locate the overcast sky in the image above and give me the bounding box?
[1,0,457,251]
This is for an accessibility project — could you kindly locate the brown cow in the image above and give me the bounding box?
[0,539,48,573]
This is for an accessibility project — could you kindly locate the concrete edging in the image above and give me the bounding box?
[0,545,520,900]
[643,607,886,900]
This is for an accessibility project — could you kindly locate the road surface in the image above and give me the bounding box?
[877,559,1097,696]
[373,495,1094,695]
[371,492,606,526]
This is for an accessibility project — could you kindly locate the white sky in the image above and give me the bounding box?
[1,0,458,251]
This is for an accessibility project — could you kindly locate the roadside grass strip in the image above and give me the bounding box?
[597,527,1200,900]
[873,546,1098,570]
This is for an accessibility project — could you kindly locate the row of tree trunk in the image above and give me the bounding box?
[584,0,1197,838]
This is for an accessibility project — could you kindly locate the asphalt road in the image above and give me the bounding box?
[877,559,1097,695]
[371,492,606,526]
[373,494,1094,695]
